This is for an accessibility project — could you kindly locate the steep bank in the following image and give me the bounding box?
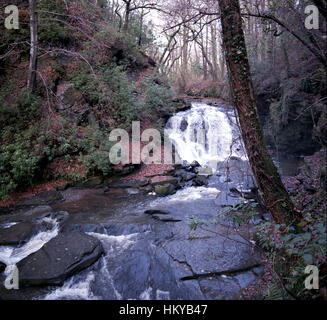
[0,1,188,202]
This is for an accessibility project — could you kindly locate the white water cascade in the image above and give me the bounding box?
[166,102,247,170]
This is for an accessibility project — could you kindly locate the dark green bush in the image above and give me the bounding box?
[102,63,140,127]
[143,74,174,112]
[0,134,41,199]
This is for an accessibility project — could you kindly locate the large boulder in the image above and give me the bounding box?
[154,184,176,197]
[0,222,36,246]
[175,170,196,182]
[193,175,209,186]
[150,176,178,187]
[17,232,104,287]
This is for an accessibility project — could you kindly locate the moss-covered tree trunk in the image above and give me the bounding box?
[218,0,299,226]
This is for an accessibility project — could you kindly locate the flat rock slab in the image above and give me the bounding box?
[163,233,261,278]
[17,232,104,287]
[0,222,36,246]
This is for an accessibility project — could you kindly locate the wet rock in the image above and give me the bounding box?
[152,214,182,223]
[144,210,170,216]
[154,184,176,197]
[105,181,139,189]
[191,161,201,168]
[139,185,153,194]
[180,119,188,132]
[229,188,257,200]
[230,188,242,197]
[234,271,258,289]
[17,190,64,207]
[175,170,196,182]
[176,161,193,171]
[63,224,106,234]
[40,211,70,230]
[193,175,209,187]
[24,206,53,218]
[150,176,178,187]
[0,222,36,246]
[74,177,103,188]
[0,207,14,216]
[230,156,242,161]
[163,169,176,176]
[17,232,104,287]
[0,261,5,273]
[173,161,191,171]
[197,167,214,176]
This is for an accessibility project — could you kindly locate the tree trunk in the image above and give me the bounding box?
[180,25,189,92]
[28,0,38,93]
[211,21,219,81]
[138,9,144,47]
[200,25,208,80]
[123,1,131,33]
[218,0,299,227]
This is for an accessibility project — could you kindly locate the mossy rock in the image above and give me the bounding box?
[154,184,176,197]
[74,177,104,188]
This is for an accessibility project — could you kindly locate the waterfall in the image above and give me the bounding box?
[166,102,246,170]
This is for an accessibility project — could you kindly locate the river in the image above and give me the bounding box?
[0,101,274,300]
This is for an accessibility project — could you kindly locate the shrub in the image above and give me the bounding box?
[102,63,140,127]
[144,74,174,112]
[0,135,41,199]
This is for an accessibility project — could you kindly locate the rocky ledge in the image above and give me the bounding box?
[104,160,212,197]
